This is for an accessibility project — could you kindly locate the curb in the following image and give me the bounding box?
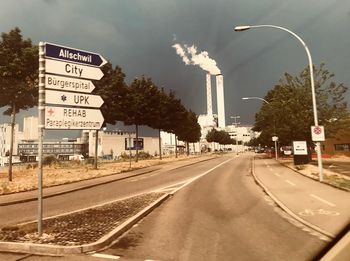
[251,156,335,239]
[0,193,171,255]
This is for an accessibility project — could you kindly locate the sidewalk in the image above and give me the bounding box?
[0,155,217,206]
[253,156,350,238]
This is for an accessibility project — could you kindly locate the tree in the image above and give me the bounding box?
[124,77,158,162]
[253,63,350,148]
[0,27,38,181]
[148,87,174,159]
[94,63,128,125]
[177,109,201,155]
[92,63,128,168]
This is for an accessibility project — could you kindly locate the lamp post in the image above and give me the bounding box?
[230,116,240,154]
[235,24,323,182]
[242,97,278,160]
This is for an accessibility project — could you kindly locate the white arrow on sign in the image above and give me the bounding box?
[45,74,96,93]
[45,106,104,130]
[45,59,104,80]
[45,90,104,108]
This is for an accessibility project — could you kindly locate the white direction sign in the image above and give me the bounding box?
[45,74,95,93]
[45,59,104,80]
[45,90,104,108]
[45,106,104,130]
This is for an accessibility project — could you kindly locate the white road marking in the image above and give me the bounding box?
[91,253,120,259]
[310,194,336,207]
[273,172,281,177]
[170,158,233,195]
[285,180,296,186]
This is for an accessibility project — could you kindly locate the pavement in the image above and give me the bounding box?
[0,153,349,259]
[253,155,350,238]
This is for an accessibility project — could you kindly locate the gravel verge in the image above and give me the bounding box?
[0,192,163,246]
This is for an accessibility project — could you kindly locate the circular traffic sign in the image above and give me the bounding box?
[313,126,322,135]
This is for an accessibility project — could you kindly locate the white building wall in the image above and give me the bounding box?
[87,130,159,158]
[0,123,19,156]
[23,116,38,140]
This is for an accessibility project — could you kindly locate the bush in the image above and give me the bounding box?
[138,151,152,159]
[43,155,59,166]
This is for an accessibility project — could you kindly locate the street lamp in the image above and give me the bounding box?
[242,97,278,160]
[234,24,323,182]
[230,116,240,154]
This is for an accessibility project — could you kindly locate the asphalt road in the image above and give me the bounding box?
[0,156,228,227]
[97,154,327,261]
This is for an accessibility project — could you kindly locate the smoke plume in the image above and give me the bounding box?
[172,43,221,75]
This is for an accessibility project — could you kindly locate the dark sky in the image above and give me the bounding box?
[0,0,349,137]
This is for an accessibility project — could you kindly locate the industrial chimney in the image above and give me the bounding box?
[206,73,214,126]
[216,74,226,128]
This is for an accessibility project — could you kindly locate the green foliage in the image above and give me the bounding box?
[93,63,128,125]
[206,128,234,145]
[137,151,153,159]
[0,27,38,115]
[177,109,201,143]
[42,155,59,166]
[254,63,350,147]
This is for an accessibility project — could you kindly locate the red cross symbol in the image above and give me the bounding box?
[47,108,55,116]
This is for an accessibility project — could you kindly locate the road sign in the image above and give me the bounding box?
[311,126,325,141]
[45,59,104,80]
[45,90,104,108]
[45,106,104,130]
[293,141,308,155]
[45,74,96,93]
[272,136,278,142]
[45,42,107,67]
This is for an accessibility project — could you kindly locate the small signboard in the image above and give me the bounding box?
[293,141,308,155]
[311,126,325,142]
[45,59,104,80]
[45,90,104,108]
[45,74,95,93]
[45,106,104,130]
[125,138,144,150]
[45,42,107,67]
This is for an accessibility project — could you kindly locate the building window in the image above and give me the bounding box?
[334,144,350,151]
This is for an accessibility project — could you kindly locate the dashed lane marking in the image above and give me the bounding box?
[90,253,120,259]
[273,172,281,177]
[285,180,296,186]
[310,194,336,207]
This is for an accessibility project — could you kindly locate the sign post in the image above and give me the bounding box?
[272,136,278,160]
[37,42,106,236]
[311,125,325,182]
[37,42,45,236]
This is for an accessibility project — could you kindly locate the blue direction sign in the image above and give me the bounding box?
[45,42,107,67]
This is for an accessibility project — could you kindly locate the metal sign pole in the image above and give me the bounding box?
[38,42,46,236]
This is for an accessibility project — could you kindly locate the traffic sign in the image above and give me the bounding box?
[45,106,104,130]
[45,74,96,93]
[45,59,104,80]
[45,42,107,67]
[293,141,308,155]
[311,126,325,141]
[45,90,104,108]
